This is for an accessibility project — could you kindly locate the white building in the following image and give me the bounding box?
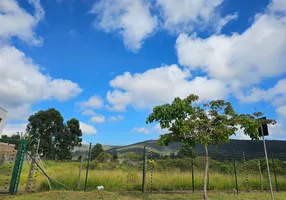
[0,107,8,135]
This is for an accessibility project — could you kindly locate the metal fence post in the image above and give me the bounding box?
[271,153,279,192]
[258,160,263,192]
[77,156,84,189]
[142,146,146,193]
[232,151,238,194]
[191,155,195,193]
[84,143,92,192]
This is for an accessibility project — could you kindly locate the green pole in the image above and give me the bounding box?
[232,151,238,194]
[84,143,92,192]
[271,154,279,192]
[142,145,146,193]
[191,155,195,193]
[14,140,27,194]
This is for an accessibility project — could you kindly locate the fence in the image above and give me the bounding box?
[0,140,285,195]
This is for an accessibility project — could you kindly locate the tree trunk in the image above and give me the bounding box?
[203,145,209,200]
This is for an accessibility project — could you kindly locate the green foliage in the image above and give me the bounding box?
[146,94,276,147]
[177,143,196,158]
[96,152,112,163]
[91,143,104,160]
[26,108,82,160]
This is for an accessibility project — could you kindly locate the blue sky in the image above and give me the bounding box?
[1,0,285,145]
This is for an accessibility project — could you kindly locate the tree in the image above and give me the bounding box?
[91,143,104,160]
[96,152,112,163]
[27,108,82,160]
[146,94,275,200]
[177,144,196,158]
[55,118,83,160]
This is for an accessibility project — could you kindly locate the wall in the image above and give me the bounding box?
[0,107,8,134]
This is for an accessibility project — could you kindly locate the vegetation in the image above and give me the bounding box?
[91,143,104,160]
[3,191,286,200]
[9,154,285,193]
[26,108,82,160]
[146,94,275,200]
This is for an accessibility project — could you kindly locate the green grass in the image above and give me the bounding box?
[8,161,285,193]
[2,191,286,200]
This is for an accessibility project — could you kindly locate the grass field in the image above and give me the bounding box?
[2,191,286,200]
[5,160,283,193]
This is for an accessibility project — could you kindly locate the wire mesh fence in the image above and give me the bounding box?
[0,140,285,195]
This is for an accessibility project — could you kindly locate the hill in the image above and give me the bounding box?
[73,139,286,160]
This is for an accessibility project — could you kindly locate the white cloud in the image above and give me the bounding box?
[2,123,27,137]
[81,109,97,116]
[270,0,286,13]
[0,45,82,121]
[107,64,228,111]
[0,0,44,45]
[156,0,228,33]
[80,95,104,110]
[176,2,286,89]
[237,79,286,106]
[276,106,286,119]
[81,139,88,145]
[108,115,124,122]
[215,13,238,33]
[131,127,150,134]
[90,0,157,51]
[231,123,286,140]
[79,122,97,135]
[89,114,105,124]
[268,123,285,139]
[152,123,168,135]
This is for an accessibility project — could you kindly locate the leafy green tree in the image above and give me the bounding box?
[96,152,112,163]
[146,94,275,200]
[27,108,82,160]
[91,143,104,160]
[55,118,82,160]
[177,144,196,158]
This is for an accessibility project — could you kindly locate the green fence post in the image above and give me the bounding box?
[9,140,27,195]
[271,154,279,192]
[191,155,195,193]
[232,151,238,194]
[84,143,92,192]
[142,146,146,193]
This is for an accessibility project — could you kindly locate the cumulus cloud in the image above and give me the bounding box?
[0,45,82,121]
[176,2,286,89]
[131,127,150,134]
[89,114,105,124]
[80,95,104,110]
[108,115,124,122]
[0,0,44,45]
[81,109,97,116]
[107,64,228,111]
[90,0,239,51]
[2,123,27,137]
[80,122,97,135]
[236,79,286,107]
[156,0,231,33]
[276,106,286,119]
[90,0,157,51]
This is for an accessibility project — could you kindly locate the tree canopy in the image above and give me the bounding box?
[26,108,82,160]
[146,94,275,200]
[91,143,104,160]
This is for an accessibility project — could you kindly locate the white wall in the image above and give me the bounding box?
[0,107,8,134]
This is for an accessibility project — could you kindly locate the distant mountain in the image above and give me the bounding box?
[73,139,286,160]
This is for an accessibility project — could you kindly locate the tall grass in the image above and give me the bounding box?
[15,161,285,192]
